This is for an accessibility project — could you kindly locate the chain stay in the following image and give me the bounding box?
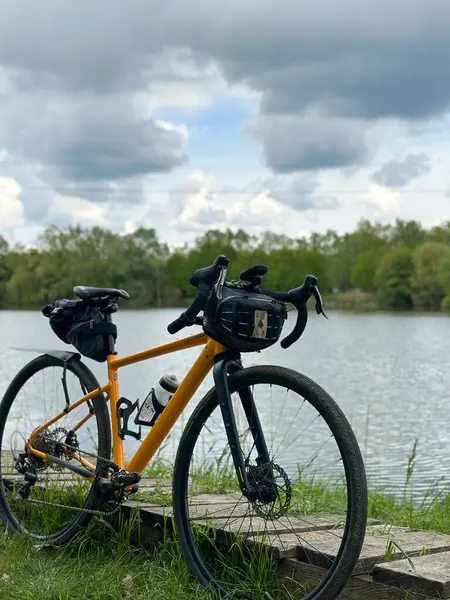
[22,433,131,516]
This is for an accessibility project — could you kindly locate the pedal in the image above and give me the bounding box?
[110,469,141,490]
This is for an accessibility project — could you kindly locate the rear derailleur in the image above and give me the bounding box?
[13,454,38,500]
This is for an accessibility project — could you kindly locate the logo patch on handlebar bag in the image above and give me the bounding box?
[253,310,268,339]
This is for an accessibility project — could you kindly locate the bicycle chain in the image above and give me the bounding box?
[27,497,123,517]
[23,434,128,517]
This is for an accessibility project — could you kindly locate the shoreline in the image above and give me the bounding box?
[2,290,448,313]
[1,305,448,315]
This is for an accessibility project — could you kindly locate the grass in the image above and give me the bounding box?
[2,449,450,600]
[367,487,450,536]
[2,481,450,600]
[0,521,213,600]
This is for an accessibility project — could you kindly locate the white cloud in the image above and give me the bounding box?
[154,119,189,143]
[175,170,226,229]
[362,185,401,213]
[229,192,281,225]
[0,177,24,228]
[133,50,229,116]
[48,195,110,226]
[123,220,138,235]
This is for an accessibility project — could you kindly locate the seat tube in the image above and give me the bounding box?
[107,354,125,468]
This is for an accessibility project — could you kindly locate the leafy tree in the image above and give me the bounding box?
[390,218,426,249]
[428,221,450,246]
[374,248,415,310]
[412,242,450,310]
[328,219,389,290]
[2,218,450,312]
[350,250,383,291]
[0,235,10,306]
[441,295,450,312]
[437,254,450,309]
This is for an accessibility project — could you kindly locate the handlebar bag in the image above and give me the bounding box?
[42,299,117,362]
[203,284,287,352]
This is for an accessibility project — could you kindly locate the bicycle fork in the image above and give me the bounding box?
[213,356,273,501]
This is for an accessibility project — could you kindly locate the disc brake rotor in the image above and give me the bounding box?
[247,461,291,519]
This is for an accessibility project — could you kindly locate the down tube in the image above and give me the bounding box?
[126,341,219,474]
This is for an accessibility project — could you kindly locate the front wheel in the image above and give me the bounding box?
[173,365,367,600]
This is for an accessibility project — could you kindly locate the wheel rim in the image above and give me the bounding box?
[0,359,107,540]
[175,368,366,600]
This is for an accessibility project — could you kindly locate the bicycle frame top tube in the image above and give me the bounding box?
[27,331,228,476]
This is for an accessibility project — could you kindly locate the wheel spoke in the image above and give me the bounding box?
[0,356,111,541]
[178,367,367,600]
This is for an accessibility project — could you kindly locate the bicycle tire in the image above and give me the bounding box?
[0,354,111,543]
[173,365,367,600]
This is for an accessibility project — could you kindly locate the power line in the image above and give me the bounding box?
[0,158,427,168]
[1,184,449,194]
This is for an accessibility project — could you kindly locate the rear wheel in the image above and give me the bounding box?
[0,354,111,543]
[173,365,367,600]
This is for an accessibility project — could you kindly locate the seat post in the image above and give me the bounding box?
[105,311,116,355]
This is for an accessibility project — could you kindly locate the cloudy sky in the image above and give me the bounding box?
[1,0,450,246]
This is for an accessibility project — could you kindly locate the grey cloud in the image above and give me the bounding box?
[1,1,449,121]
[372,153,431,188]
[0,0,449,186]
[0,90,187,217]
[251,115,369,172]
[266,174,339,212]
[165,0,450,171]
[0,1,164,93]
[194,205,227,225]
[2,95,187,184]
[169,0,450,120]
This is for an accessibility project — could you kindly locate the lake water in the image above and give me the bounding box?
[1,308,450,502]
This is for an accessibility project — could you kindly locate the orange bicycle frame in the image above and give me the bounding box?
[27,333,227,477]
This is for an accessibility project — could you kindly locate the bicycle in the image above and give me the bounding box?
[0,255,367,600]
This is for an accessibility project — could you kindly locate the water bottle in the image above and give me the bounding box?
[135,374,180,427]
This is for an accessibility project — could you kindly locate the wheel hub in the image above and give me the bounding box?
[244,461,292,519]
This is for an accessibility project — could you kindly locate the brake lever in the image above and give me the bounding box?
[312,285,328,319]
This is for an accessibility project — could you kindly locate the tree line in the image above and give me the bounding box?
[2,218,450,311]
